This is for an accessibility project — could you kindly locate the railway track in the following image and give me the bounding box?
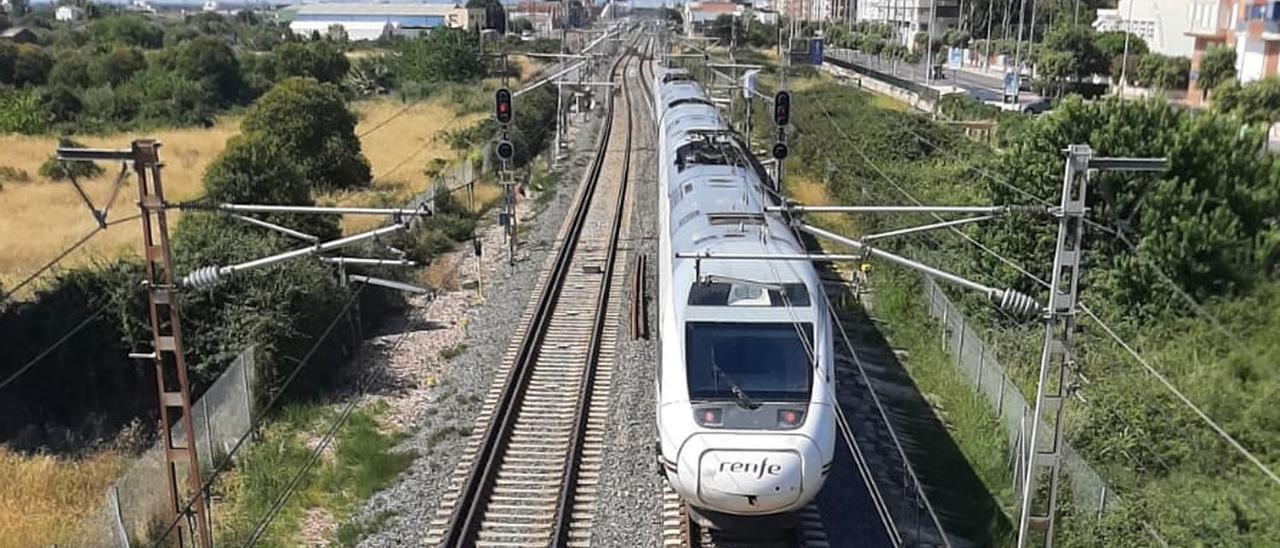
[659,484,830,548]
[425,36,646,548]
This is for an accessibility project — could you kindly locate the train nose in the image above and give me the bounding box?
[698,450,803,513]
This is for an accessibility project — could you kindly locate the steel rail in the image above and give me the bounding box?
[438,46,631,548]
[551,47,640,547]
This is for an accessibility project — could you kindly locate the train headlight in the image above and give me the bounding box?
[695,407,723,427]
[777,409,805,429]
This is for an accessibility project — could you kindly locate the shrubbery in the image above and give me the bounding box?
[787,83,1280,546]
[240,78,372,192]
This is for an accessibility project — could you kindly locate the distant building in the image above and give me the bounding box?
[854,0,960,49]
[1093,0,1194,57]
[202,0,218,13]
[509,11,554,35]
[753,8,778,25]
[683,2,741,35]
[0,26,37,44]
[287,3,482,41]
[55,5,85,22]
[1186,1,1280,104]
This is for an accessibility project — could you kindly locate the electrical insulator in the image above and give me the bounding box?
[495,88,513,125]
[773,91,791,127]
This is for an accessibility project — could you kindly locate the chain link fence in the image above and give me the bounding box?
[923,279,1113,519]
[86,348,256,547]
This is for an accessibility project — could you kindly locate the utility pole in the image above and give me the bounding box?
[1016,145,1167,548]
[60,141,212,548]
[925,0,938,86]
[1118,0,1136,98]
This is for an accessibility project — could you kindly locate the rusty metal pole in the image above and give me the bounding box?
[134,139,212,548]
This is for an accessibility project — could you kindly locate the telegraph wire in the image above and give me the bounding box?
[812,92,1280,488]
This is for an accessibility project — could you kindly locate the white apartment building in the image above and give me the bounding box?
[855,0,960,49]
[1093,0,1196,57]
[776,0,832,22]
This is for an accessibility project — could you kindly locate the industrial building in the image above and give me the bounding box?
[286,3,484,41]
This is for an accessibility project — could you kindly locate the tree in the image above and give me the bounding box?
[47,51,92,88]
[40,85,83,124]
[8,0,29,17]
[267,41,350,84]
[88,46,145,87]
[89,15,165,49]
[390,28,484,84]
[0,42,15,85]
[1212,78,1280,125]
[202,133,338,238]
[121,68,216,127]
[1094,30,1148,63]
[707,15,741,47]
[11,45,52,87]
[1037,25,1107,82]
[172,36,244,105]
[466,0,506,35]
[1198,45,1237,93]
[240,77,371,191]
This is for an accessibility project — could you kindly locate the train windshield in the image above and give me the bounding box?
[685,322,814,403]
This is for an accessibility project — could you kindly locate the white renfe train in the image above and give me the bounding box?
[653,67,837,528]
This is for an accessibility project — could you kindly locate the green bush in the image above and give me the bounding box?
[241,78,372,192]
[38,138,106,181]
[265,41,350,84]
[389,28,485,85]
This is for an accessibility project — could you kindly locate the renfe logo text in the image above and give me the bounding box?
[719,458,783,479]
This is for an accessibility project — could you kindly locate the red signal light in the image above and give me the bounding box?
[495,88,513,124]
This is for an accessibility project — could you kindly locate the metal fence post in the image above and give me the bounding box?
[997,377,1006,416]
[976,344,986,390]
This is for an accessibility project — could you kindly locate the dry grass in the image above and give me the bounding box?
[0,119,241,291]
[328,99,487,235]
[0,447,125,548]
[0,96,486,289]
[511,55,548,82]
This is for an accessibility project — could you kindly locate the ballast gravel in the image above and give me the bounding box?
[351,113,607,547]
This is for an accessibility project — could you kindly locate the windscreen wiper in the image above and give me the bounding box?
[711,349,761,410]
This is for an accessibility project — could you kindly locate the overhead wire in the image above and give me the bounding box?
[146,283,370,547]
[0,304,109,392]
[811,90,1280,487]
[1,213,142,302]
[901,119,1241,342]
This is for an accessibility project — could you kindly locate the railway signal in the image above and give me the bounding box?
[495,87,513,125]
[773,90,791,126]
[772,142,789,160]
[496,139,514,161]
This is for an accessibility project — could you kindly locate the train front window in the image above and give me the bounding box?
[685,322,814,403]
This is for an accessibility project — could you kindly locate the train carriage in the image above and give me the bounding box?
[653,67,836,528]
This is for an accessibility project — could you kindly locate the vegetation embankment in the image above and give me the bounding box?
[781,81,1280,545]
[1,12,561,544]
